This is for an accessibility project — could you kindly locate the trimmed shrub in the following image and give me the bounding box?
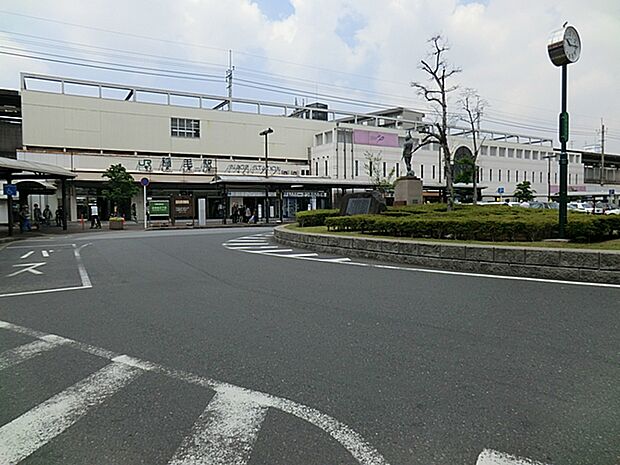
[296,209,340,227]
[325,208,620,242]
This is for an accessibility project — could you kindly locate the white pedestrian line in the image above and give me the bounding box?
[7,244,74,249]
[274,253,319,258]
[0,338,66,371]
[7,263,46,277]
[73,243,92,287]
[41,250,51,258]
[168,387,268,465]
[0,319,390,465]
[247,248,293,254]
[226,245,280,250]
[0,362,143,465]
[20,251,34,259]
[477,449,550,465]
[0,285,92,299]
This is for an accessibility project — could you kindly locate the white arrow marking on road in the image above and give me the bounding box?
[168,387,268,465]
[7,263,46,277]
[477,449,550,465]
[0,362,143,465]
[41,250,50,257]
[20,251,34,259]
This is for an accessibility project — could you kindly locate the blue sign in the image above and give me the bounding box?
[3,184,17,196]
[609,189,615,196]
[497,187,505,194]
[140,177,150,187]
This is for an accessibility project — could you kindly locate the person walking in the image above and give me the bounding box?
[19,205,32,232]
[43,205,52,226]
[89,204,101,229]
[55,206,63,227]
[33,203,42,230]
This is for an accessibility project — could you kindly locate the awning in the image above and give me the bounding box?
[15,180,58,195]
[211,174,374,188]
[0,158,76,179]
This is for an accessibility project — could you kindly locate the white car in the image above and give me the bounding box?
[604,208,620,215]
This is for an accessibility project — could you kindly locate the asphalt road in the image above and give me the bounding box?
[0,228,618,465]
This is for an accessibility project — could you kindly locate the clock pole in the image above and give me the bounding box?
[559,64,568,237]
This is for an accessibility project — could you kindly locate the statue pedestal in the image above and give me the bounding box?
[394,177,423,206]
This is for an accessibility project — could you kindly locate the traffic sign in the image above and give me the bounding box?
[609,189,616,196]
[497,187,505,194]
[140,177,150,187]
[3,184,17,196]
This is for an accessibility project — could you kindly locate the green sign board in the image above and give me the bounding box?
[559,111,569,143]
[148,200,169,216]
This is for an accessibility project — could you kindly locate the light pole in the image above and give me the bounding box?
[548,24,581,238]
[259,128,273,223]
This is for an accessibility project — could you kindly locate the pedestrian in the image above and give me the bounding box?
[245,206,251,223]
[55,206,63,227]
[33,203,42,229]
[231,203,239,223]
[19,205,32,232]
[43,205,52,226]
[131,203,137,222]
[89,204,101,229]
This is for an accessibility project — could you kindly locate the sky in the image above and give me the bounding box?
[0,0,619,151]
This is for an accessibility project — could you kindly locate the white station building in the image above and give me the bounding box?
[2,73,619,224]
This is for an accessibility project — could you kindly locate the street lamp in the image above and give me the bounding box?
[259,128,273,223]
[547,23,581,238]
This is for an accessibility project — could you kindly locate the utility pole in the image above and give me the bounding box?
[600,119,605,185]
[226,50,234,111]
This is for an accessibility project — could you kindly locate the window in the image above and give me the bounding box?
[489,168,493,182]
[315,134,323,146]
[499,147,506,157]
[325,160,328,176]
[532,151,539,160]
[516,149,522,159]
[508,148,514,158]
[383,162,387,177]
[171,118,200,138]
[396,163,400,178]
[354,160,359,177]
[369,161,373,177]
[516,170,519,182]
[432,165,436,179]
[325,131,333,144]
[420,164,424,179]
[554,172,557,184]
[539,172,543,183]
[315,161,319,175]
[524,150,531,159]
[481,146,489,156]
[479,168,483,182]
[508,170,511,182]
[499,169,502,182]
[532,171,535,182]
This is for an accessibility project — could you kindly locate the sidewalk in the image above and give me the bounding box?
[0,218,288,244]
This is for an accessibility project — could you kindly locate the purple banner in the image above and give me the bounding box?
[353,130,399,148]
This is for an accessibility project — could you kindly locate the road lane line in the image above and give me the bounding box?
[0,362,143,465]
[0,339,65,371]
[20,251,34,259]
[278,253,319,258]
[73,243,92,287]
[226,246,280,250]
[7,244,75,249]
[477,449,548,465]
[168,387,269,465]
[248,248,293,254]
[0,285,91,299]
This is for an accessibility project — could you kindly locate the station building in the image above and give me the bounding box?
[2,73,619,224]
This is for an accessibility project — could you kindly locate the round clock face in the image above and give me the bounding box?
[563,26,581,63]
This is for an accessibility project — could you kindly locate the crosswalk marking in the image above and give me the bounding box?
[0,339,64,371]
[477,449,549,465]
[0,361,143,465]
[168,387,268,465]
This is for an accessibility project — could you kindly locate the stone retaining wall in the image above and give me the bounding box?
[274,226,620,284]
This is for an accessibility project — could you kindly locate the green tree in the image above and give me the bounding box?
[364,151,395,194]
[514,181,536,202]
[102,164,139,215]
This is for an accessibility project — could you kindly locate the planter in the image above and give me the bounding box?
[109,220,124,230]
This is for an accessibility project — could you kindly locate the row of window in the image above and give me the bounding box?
[171,118,200,138]
[314,159,581,185]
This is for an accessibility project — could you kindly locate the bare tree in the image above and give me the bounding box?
[458,88,488,205]
[411,35,461,209]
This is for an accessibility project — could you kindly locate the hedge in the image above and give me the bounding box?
[296,209,339,227]
[324,212,620,242]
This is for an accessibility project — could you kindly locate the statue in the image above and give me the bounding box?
[402,132,415,176]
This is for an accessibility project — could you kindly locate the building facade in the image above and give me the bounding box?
[3,73,619,225]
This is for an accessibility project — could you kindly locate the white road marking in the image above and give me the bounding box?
[7,244,74,249]
[0,339,64,371]
[0,285,91,299]
[7,263,46,277]
[477,449,549,465]
[321,257,352,263]
[276,253,319,258]
[0,319,391,465]
[247,248,293,254]
[225,245,280,250]
[41,250,50,258]
[0,362,143,465]
[168,387,269,465]
[73,243,92,287]
[20,251,34,259]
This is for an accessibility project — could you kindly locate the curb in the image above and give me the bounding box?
[274,226,620,285]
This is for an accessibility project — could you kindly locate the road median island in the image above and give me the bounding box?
[274,225,620,284]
